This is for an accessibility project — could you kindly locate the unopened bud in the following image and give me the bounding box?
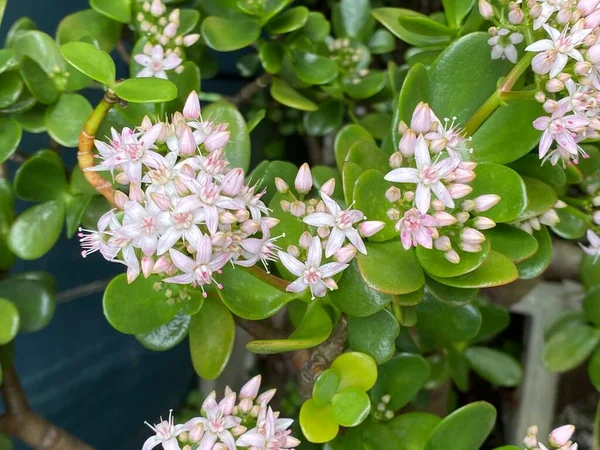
[549,425,575,448]
[460,242,483,252]
[594,210,600,225]
[462,199,476,211]
[475,194,500,212]
[479,0,494,18]
[141,256,153,278]
[183,91,200,120]
[275,177,289,193]
[241,220,260,234]
[389,151,404,168]
[448,183,473,199]
[431,199,445,211]
[398,120,409,134]
[231,425,247,437]
[433,211,457,226]
[220,211,237,225]
[183,34,200,47]
[280,200,290,212]
[386,186,402,202]
[221,168,245,196]
[445,250,460,264]
[411,102,433,134]
[335,244,357,263]
[462,227,486,244]
[287,245,300,257]
[456,211,470,223]
[546,78,565,92]
[404,191,415,202]
[359,221,385,237]
[473,216,496,230]
[290,201,306,217]
[115,190,128,209]
[544,99,558,113]
[509,6,524,23]
[317,226,330,238]
[387,208,400,221]
[150,0,165,16]
[321,178,336,196]
[115,172,130,185]
[299,231,313,248]
[153,255,171,274]
[295,163,313,194]
[399,130,417,157]
[435,236,452,251]
[575,61,592,75]
[535,91,546,103]
[323,278,338,291]
[189,423,205,442]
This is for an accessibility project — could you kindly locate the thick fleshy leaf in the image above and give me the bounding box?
[508,154,566,188]
[166,62,201,113]
[483,224,538,263]
[465,347,522,387]
[202,101,250,171]
[521,176,557,220]
[329,260,393,317]
[425,276,479,306]
[266,6,309,34]
[246,301,332,354]
[259,41,284,74]
[0,180,15,270]
[370,353,430,411]
[330,389,371,427]
[416,292,482,343]
[334,124,375,170]
[270,77,317,111]
[551,205,589,240]
[136,311,191,351]
[90,0,132,23]
[353,169,397,241]
[303,99,344,136]
[0,49,17,74]
[395,286,425,306]
[468,164,527,223]
[14,149,67,202]
[368,29,396,54]
[0,72,23,109]
[347,309,399,364]
[0,275,56,332]
[372,8,452,47]
[300,12,330,42]
[417,240,491,278]
[394,63,430,150]
[291,50,338,85]
[64,194,93,238]
[343,71,387,100]
[388,413,441,450]
[331,351,378,391]
[360,112,392,140]
[443,0,476,27]
[0,298,19,345]
[13,30,65,74]
[581,254,600,291]
[0,118,21,163]
[335,0,372,40]
[583,287,600,327]
[218,266,298,319]
[397,14,454,36]
[15,105,46,133]
[189,296,235,379]
[202,14,261,51]
[60,41,116,86]
[313,368,340,407]
[357,241,424,295]
[516,227,552,279]
[345,141,389,174]
[8,201,64,260]
[425,402,496,450]
[248,160,297,204]
[103,275,182,334]
[342,161,363,204]
[45,93,92,147]
[473,299,510,343]
[19,57,60,104]
[542,324,600,373]
[300,399,339,443]
[57,9,121,52]
[428,251,518,288]
[112,78,177,103]
[588,346,600,391]
[179,9,201,34]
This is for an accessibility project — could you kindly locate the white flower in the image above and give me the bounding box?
[135,44,182,79]
[142,410,187,450]
[488,29,523,63]
[185,393,241,450]
[277,236,348,299]
[533,102,589,158]
[155,206,204,255]
[580,229,600,262]
[236,407,300,450]
[384,135,459,214]
[303,192,367,257]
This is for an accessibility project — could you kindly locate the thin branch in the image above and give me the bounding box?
[234,316,284,340]
[305,136,322,166]
[8,150,29,164]
[231,73,272,107]
[116,40,131,65]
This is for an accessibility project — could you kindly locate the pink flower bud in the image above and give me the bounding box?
[435,236,452,251]
[321,178,336,196]
[211,232,231,248]
[231,425,247,437]
[257,388,276,405]
[456,211,470,223]
[115,172,130,185]
[241,220,260,234]
[546,78,565,92]
[549,425,575,447]
[448,183,473,199]
[579,0,600,15]
[530,3,542,17]
[585,33,599,47]
[213,443,228,450]
[589,45,600,64]
[398,120,409,134]
[473,216,496,230]
[387,208,400,221]
[183,34,200,47]
[404,191,415,202]
[250,405,261,417]
[141,256,153,278]
[205,130,230,152]
[462,227,486,244]
[575,61,591,75]
[220,211,237,225]
[273,177,289,194]
[543,99,558,113]
[523,432,538,449]
[411,102,433,134]
[359,221,385,237]
[164,22,177,38]
[594,211,600,225]
[430,138,448,153]
[168,8,180,23]
[454,168,476,183]
[222,168,245,196]
[324,278,338,291]
[183,91,200,120]
[386,186,402,202]
[150,193,171,211]
[431,199,445,211]
[508,7,524,23]
[399,130,417,157]
[238,397,253,414]
[140,115,153,132]
[299,231,313,248]
[290,201,306,217]
[535,91,546,103]
[153,256,171,274]
[389,151,404,168]
[433,211,457,226]
[295,163,313,194]
[335,244,357,263]
[129,183,145,202]
[287,245,300,257]
[479,0,494,18]
[115,190,128,210]
[316,200,327,212]
[460,242,482,252]
[475,194,500,212]
[280,200,290,212]
[150,0,165,17]
[179,127,196,156]
[189,423,204,442]
[317,226,330,238]
[182,445,192,450]
[127,267,140,284]
[462,199,476,211]
[261,217,279,228]
[556,7,572,23]
[585,8,600,28]
[540,208,560,226]
[445,250,460,264]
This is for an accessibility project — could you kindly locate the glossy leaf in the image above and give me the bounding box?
[202,14,261,52]
[353,169,397,241]
[425,276,479,306]
[342,161,363,204]
[397,14,454,35]
[336,0,372,40]
[334,124,375,170]
[588,346,600,391]
[112,78,177,103]
[57,9,121,52]
[0,118,21,163]
[0,180,15,270]
[300,12,330,42]
[370,353,430,411]
[19,57,60,104]
[483,224,538,263]
[542,324,600,373]
[178,9,200,34]
[303,99,344,136]
[136,311,191,351]
[443,0,476,27]
[583,287,600,327]
[90,0,132,23]
[581,254,600,291]
[388,413,441,450]
[331,351,378,392]
[429,251,518,288]
[189,296,235,379]
[45,93,92,147]
[60,41,116,86]
[347,309,399,364]
[343,71,387,100]
[331,389,371,427]
[13,30,65,74]
[473,299,510,343]
[0,72,23,108]
[8,201,64,260]
[508,154,566,188]
[64,194,93,238]
[516,227,552,279]
[372,8,452,47]
[313,368,340,407]
[266,6,309,34]
[300,399,339,443]
[270,78,317,111]
[0,298,19,345]
[368,29,396,54]
[465,347,522,387]
[357,241,424,295]
[291,50,338,85]
[14,149,67,202]
[551,205,589,240]
[395,63,430,150]
[417,240,491,278]
[0,276,55,332]
[520,176,558,220]
[15,105,46,133]
[259,42,284,74]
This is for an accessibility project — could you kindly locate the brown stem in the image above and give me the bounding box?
[0,366,96,450]
[305,136,322,166]
[231,73,272,107]
[234,316,284,340]
[116,40,131,65]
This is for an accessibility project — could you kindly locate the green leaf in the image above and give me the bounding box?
[357,241,424,295]
[368,29,396,54]
[343,71,386,100]
[468,163,527,223]
[64,194,93,238]
[473,299,510,343]
[103,275,182,334]
[342,161,363,204]
[584,287,600,327]
[428,251,519,289]
[425,402,496,450]
[259,42,284,74]
[443,0,476,27]
[0,433,11,450]
[15,105,46,133]
[542,324,600,373]
[300,399,339,443]
[60,41,116,86]
[8,201,64,260]
[300,12,330,42]
[189,296,235,379]
[347,309,399,364]
[465,347,522,387]
[508,154,566,188]
[0,72,23,109]
[329,260,393,317]
[516,227,553,279]
[13,30,65,74]
[346,141,389,173]
[0,180,15,270]
[291,50,339,85]
[551,205,589,240]
[334,124,375,170]
[353,169,397,241]
[397,15,454,36]
[331,388,371,427]
[135,310,191,351]
[395,63,430,150]
[14,150,67,202]
[0,49,17,74]
[582,253,600,291]
[588,346,600,391]
[331,351,378,391]
[425,276,479,306]
[336,0,372,40]
[483,224,538,263]
[360,112,392,140]
[313,368,340,406]
[248,160,297,204]
[45,93,92,147]
[0,276,56,332]
[90,0,131,22]
[201,14,261,52]
[0,298,19,344]
[416,292,482,343]
[246,301,332,354]
[57,9,121,52]
[178,9,201,34]
[388,413,441,450]
[372,8,452,47]
[303,99,344,136]
[521,176,557,220]
[270,78,317,111]
[0,118,21,163]
[218,266,297,319]
[370,353,430,411]
[165,62,201,113]
[19,57,60,104]
[266,6,309,34]
[417,240,491,278]
[112,78,177,103]
[395,286,425,306]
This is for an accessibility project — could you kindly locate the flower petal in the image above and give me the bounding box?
[384,168,419,184]
[278,251,305,276]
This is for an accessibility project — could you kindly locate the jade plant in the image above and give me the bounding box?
[1,0,600,448]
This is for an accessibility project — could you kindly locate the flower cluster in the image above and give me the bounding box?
[275,164,385,299]
[142,375,300,450]
[511,200,565,233]
[384,103,500,264]
[79,91,280,294]
[523,424,578,450]
[133,0,200,79]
